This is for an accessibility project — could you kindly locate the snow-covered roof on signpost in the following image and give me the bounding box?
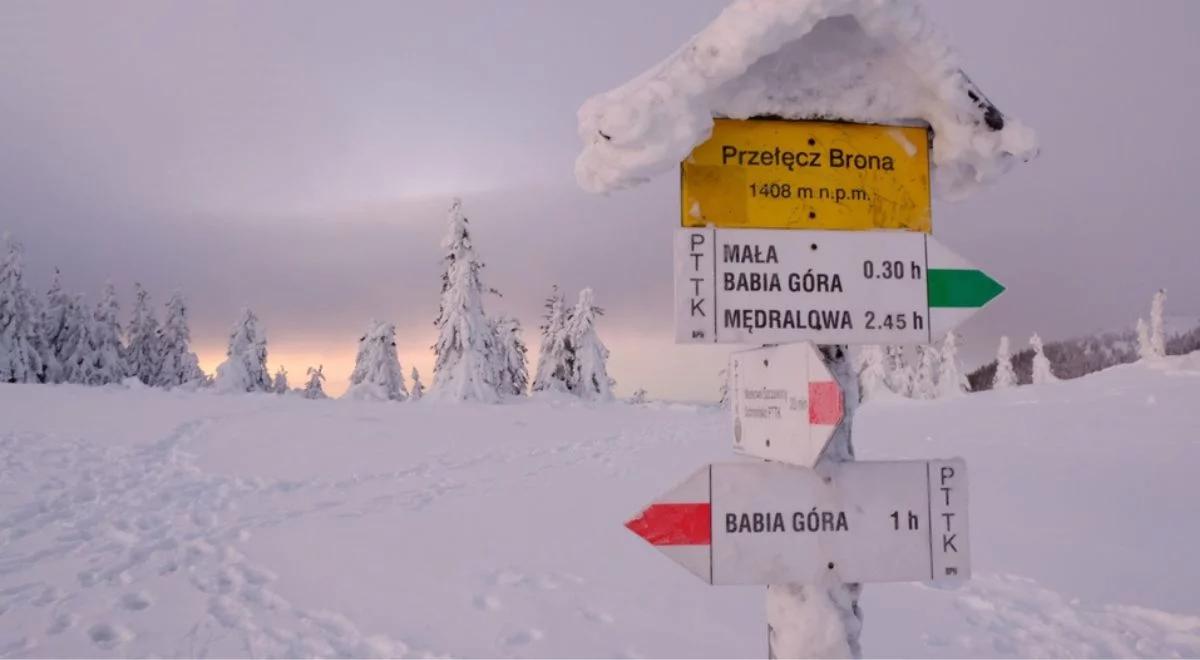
[575,0,1037,201]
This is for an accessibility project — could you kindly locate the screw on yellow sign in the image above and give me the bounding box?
[681,119,931,232]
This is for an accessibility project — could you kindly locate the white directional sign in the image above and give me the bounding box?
[674,227,1004,345]
[625,459,970,585]
[730,342,843,467]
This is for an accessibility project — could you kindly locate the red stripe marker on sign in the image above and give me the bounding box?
[730,342,845,468]
[808,381,843,426]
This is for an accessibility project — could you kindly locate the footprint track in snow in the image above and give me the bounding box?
[473,594,502,611]
[119,591,153,611]
[86,622,133,650]
[501,628,544,647]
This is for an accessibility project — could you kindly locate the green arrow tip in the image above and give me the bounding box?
[928,269,1004,308]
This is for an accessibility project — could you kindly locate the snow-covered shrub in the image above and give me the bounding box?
[213,308,272,393]
[992,336,1015,389]
[302,365,327,400]
[344,320,408,401]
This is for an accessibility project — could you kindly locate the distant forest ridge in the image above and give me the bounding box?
[967,316,1200,391]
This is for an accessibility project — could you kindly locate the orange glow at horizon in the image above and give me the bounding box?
[196,336,442,398]
[194,325,719,402]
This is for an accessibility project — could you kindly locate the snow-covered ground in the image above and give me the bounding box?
[2,359,1199,658]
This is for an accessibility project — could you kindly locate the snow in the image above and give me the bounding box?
[575,0,1037,200]
[2,358,1199,657]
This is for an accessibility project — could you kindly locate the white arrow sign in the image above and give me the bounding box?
[730,342,843,467]
[625,459,970,585]
[674,227,1004,345]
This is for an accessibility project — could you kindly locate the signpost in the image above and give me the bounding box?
[625,459,970,585]
[578,5,1033,653]
[730,342,843,466]
[681,119,932,233]
[675,227,1003,345]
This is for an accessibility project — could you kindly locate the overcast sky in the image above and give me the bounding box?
[2,0,1199,399]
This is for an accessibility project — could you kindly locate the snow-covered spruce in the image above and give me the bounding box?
[1030,333,1058,384]
[575,0,1037,201]
[303,365,327,400]
[72,282,125,386]
[409,367,425,401]
[213,308,272,393]
[564,288,614,401]
[992,336,1016,389]
[911,345,938,400]
[1136,318,1153,362]
[629,388,648,405]
[155,291,206,388]
[884,345,910,396]
[936,331,967,397]
[39,270,72,384]
[532,285,573,394]
[272,365,289,394]
[58,294,90,384]
[344,320,409,402]
[1150,289,1167,359]
[0,235,45,383]
[125,283,162,385]
[493,315,529,397]
[430,199,501,403]
[855,345,887,402]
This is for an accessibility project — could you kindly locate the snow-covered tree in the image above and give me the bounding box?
[1030,333,1058,384]
[213,308,272,393]
[856,345,888,402]
[532,285,573,394]
[40,270,71,383]
[430,199,500,402]
[73,282,125,385]
[344,320,408,401]
[1150,289,1167,358]
[303,365,327,400]
[410,366,425,401]
[992,336,1016,389]
[272,365,289,394]
[155,292,205,387]
[59,293,90,384]
[564,288,613,401]
[494,315,529,396]
[1136,318,1153,361]
[884,345,910,396]
[629,388,648,404]
[911,345,938,399]
[0,235,45,383]
[125,283,162,385]
[936,331,967,397]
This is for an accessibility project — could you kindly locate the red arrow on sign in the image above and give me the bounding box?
[625,460,972,586]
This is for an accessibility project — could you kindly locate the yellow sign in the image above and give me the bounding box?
[681,119,931,232]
